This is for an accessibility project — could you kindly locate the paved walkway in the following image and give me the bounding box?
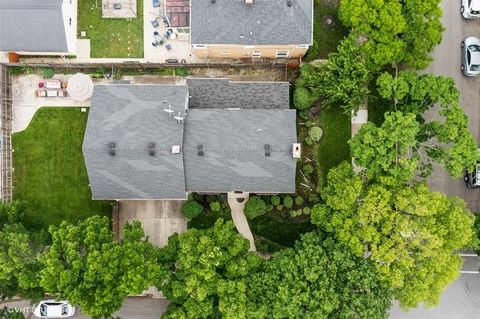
[227,192,256,251]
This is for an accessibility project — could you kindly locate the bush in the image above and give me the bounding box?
[293,86,317,110]
[42,67,54,79]
[304,39,320,62]
[271,195,281,206]
[283,196,294,209]
[9,66,33,76]
[206,195,218,203]
[210,202,221,212]
[181,200,204,220]
[244,196,267,219]
[308,126,324,142]
[276,204,284,211]
[308,194,320,203]
[303,164,314,175]
[295,196,304,206]
[303,207,311,215]
[266,204,274,212]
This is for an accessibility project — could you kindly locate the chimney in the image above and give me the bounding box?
[245,0,253,6]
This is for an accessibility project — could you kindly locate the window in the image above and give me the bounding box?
[296,44,309,49]
[221,51,231,55]
[276,51,289,58]
[244,45,255,49]
[242,51,250,56]
[252,50,261,58]
[69,18,72,26]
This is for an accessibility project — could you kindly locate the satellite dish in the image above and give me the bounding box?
[174,112,184,123]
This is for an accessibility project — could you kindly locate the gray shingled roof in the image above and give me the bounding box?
[190,0,313,45]
[0,0,68,53]
[187,78,290,109]
[184,109,297,193]
[83,85,188,200]
[83,81,297,200]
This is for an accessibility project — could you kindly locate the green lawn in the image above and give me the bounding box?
[317,106,351,187]
[77,0,144,58]
[305,0,348,60]
[13,108,111,229]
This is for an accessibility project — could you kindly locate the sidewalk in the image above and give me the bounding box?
[227,192,256,251]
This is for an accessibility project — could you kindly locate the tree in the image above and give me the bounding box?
[339,0,443,69]
[293,64,321,110]
[349,111,420,182]
[0,201,44,301]
[158,219,262,319]
[316,35,371,113]
[40,216,165,319]
[244,196,267,220]
[248,232,392,319]
[374,72,478,177]
[181,200,204,220]
[311,162,476,309]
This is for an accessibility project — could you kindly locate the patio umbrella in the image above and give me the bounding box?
[67,73,94,102]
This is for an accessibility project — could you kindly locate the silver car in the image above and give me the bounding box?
[461,37,480,76]
[461,0,480,19]
[33,300,75,318]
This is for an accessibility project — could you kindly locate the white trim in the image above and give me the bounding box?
[193,44,206,49]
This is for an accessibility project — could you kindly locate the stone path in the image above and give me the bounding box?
[228,192,256,251]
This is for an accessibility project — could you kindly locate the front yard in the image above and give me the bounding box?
[77,0,144,58]
[12,107,111,229]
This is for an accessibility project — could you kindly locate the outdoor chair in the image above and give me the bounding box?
[154,31,159,36]
[153,0,160,7]
[165,44,172,51]
[164,30,172,39]
[151,19,159,28]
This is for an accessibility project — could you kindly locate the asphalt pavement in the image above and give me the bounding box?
[0,298,169,319]
[425,0,480,213]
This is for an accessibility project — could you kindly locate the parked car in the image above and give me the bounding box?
[33,300,75,318]
[465,148,480,188]
[461,0,480,19]
[461,37,480,76]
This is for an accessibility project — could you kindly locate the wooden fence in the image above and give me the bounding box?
[0,65,13,202]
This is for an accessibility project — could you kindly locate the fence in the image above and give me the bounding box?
[0,65,12,202]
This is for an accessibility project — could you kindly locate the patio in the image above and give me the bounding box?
[102,0,137,18]
[143,0,200,63]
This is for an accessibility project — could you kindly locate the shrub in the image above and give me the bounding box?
[308,126,324,142]
[308,194,320,203]
[210,202,221,212]
[283,196,294,209]
[271,195,281,206]
[266,204,274,212]
[304,39,320,62]
[293,86,317,110]
[244,196,267,219]
[206,195,217,203]
[9,66,33,76]
[276,205,284,211]
[181,200,204,220]
[298,110,310,120]
[42,67,54,79]
[295,196,304,206]
[303,164,314,175]
[303,207,311,215]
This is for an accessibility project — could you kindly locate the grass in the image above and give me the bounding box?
[12,107,112,229]
[77,0,144,58]
[306,0,348,60]
[317,105,351,187]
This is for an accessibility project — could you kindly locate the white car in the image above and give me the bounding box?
[461,37,480,76]
[461,0,480,19]
[33,300,75,318]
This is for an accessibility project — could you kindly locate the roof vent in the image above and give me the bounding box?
[172,145,181,154]
[245,0,253,5]
[148,142,156,156]
[287,0,292,6]
[198,144,204,156]
[108,142,116,156]
[293,143,301,159]
[264,144,271,157]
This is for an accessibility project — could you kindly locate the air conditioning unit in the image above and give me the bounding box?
[292,143,301,159]
[171,145,181,154]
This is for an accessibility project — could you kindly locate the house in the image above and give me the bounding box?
[190,0,313,60]
[82,79,298,200]
[0,0,77,60]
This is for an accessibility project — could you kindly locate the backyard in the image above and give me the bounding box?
[12,107,111,229]
[77,0,144,58]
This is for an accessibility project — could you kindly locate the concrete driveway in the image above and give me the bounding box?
[118,200,186,247]
[424,0,480,212]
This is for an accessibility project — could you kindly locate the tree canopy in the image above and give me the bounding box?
[311,162,476,309]
[0,201,44,301]
[249,232,392,319]
[40,216,164,319]
[159,219,262,319]
[339,0,443,69]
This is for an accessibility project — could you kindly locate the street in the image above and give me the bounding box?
[426,0,480,212]
[0,298,169,319]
